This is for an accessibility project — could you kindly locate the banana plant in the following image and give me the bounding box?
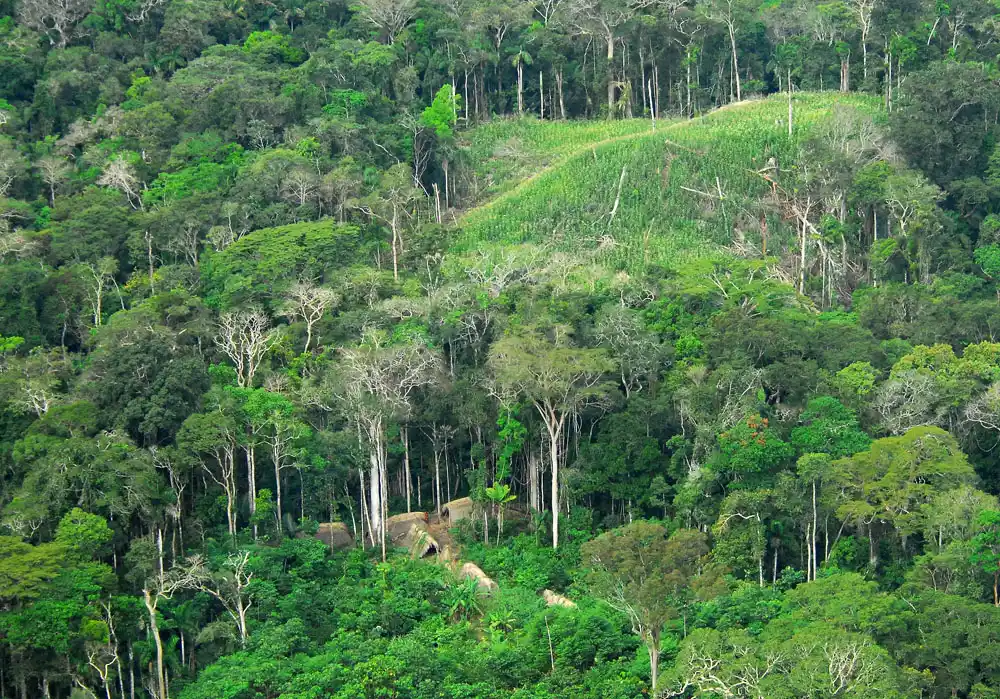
[484,482,517,546]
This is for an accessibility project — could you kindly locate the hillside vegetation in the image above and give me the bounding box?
[459,117,655,203]
[5,0,1000,697]
[459,93,881,271]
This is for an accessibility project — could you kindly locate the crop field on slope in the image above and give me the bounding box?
[455,93,882,272]
[459,117,659,203]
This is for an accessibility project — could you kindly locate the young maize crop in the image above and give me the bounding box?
[456,93,882,274]
[459,117,657,203]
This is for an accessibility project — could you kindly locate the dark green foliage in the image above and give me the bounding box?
[2,1,1000,697]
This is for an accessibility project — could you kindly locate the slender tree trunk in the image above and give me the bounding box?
[246,446,257,538]
[402,426,412,513]
[390,205,399,282]
[811,480,818,580]
[787,68,793,138]
[539,71,544,118]
[648,633,660,693]
[517,60,524,114]
[434,445,442,517]
[862,31,869,82]
[274,458,284,531]
[143,591,167,699]
[543,410,565,549]
[557,68,566,119]
[369,452,382,551]
[728,22,741,102]
[607,35,616,117]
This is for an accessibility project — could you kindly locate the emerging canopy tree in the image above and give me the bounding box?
[352,0,418,44]
[489,326,614,548]
[334,332,441,559]
[279,281,338,353]
[831,426,977,568]
[582,523,710,693]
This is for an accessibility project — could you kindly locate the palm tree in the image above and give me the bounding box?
[511,49,533,114]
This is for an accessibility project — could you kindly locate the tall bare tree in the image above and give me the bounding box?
[97,155,144,210]
[34,156,71,206]
[17,0,94,47]
[215,308,277,388]
[356,163,421,281]
[353,0,418,43]
[280,281,339,353]
[336,332,441,560]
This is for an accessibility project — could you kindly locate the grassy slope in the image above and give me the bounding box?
[459,117,657,203]
[456,93,881,272]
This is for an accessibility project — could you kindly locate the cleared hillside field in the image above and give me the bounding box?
[459,117,658,203]
[456,93,881,272]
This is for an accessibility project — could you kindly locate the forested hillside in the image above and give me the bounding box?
[5,0,1000,697]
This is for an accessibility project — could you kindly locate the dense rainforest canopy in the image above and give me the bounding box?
[6,0,1000,697]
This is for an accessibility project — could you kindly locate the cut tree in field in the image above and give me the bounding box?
[489,325,614,548]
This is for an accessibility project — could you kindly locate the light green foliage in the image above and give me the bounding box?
[461,117,652,201]
[583,523,711,691]
[833,427,978,557]
[459,93,881,272]
[972,510,1000,605]
[790,396,871,457]
[202,220,360,308]
[0,537,66,605]
[717,415,794,478]
[54,507,113,559]
[420,85,460,139]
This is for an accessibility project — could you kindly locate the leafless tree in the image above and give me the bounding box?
[281,167,321,208]
[83,602,119,699]
[964,382,1000,437]
[845,0,878,81]
[215,308,278,388]
[9,349,67,417]
[196,418,241,538]
[593,304,657,398]
[81,257,122,328]
[872,370,943,435]
[17,0,94,47]
[126,0,168,23]
[0,138,26,197]
[162,221,201,267]
[461,244,544,298]
[355,163,420,281]
[699,0,749,102]
[35,155,71,206]
[354,0,418,43]
[142,556,211,699]
[336,333,441,559]
[189,551,256,645]
[97,156,144,210]
[280,281,339,353]
[208,202,254,251]
[0,229,40,260]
